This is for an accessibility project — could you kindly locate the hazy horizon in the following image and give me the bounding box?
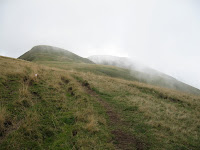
[1,0,200,89]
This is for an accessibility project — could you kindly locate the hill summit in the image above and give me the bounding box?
[19,45,94,64]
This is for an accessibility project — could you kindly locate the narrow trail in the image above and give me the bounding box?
[80,81,145,150]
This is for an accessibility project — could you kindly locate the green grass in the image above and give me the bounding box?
[0,56,114,149]
[18,45,94,64]
[1,48,200,150]
[34,59,200,95]
[75,72,200,149]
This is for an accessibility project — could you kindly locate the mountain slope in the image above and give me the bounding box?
[1,55,200,149]
[19,45,94,64]
[19,46,200,95]
[88,55,200,95]
[0,56,113,149]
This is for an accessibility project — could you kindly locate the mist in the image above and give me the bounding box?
[0,0,200,89]
[88,55,174,80]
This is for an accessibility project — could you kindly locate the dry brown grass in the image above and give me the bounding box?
[74,95,100,133]
[85,114,99,133]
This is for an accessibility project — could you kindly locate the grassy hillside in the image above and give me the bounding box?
[19,46,200,95]
[18,45,94,64]
[88,55,200,95]
[75,71,200,150]
[0,56,114,149]
[1,46,200,149]
[1,54,200,149]
[34,60,200,95]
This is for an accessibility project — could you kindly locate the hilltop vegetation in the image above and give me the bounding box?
[19,45,94,64]
[1,46,200,149]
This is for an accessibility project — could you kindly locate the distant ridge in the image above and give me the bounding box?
[18,45,94,64]
[88,55,200,95]
[88,55,166,76]
[18,46,200,95]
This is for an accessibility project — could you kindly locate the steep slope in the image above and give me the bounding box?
[1,55,200,149]
[19,45,94,64]
[88,55,200,95]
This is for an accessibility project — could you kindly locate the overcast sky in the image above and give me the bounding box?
[0,0,200,89]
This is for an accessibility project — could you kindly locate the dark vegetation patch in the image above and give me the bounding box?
[68,87,75,96]
[82,80,90,89]
[72,75,91,90]
[123,106,138,112]
[61,76,70,84]
[30,82,43,100]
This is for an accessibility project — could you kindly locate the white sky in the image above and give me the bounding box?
[0,0,200,89]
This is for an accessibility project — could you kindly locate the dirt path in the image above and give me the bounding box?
[81,81,145,150]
